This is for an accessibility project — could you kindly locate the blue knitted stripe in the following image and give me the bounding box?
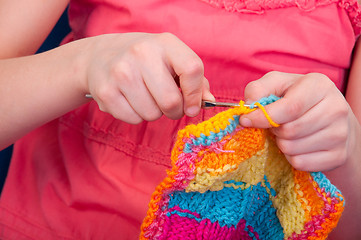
[183,95,281,153]
[183,116,240,153]
[167,181,284,239]
[249,95,281,109]
[310,172,344,203]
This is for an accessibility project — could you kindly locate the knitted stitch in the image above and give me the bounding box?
[140,96,344,240]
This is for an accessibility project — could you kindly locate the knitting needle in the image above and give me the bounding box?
[84,94,254,108]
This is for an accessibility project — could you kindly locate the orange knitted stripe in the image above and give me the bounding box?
[195,128,265,171]
[293,170,324,223]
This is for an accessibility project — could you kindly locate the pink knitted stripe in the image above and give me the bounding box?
[160,213,255,240]
[172,136,233,191]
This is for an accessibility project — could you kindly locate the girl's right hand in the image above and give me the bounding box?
[83,32,214,124]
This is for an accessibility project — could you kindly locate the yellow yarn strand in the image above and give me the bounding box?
[254,102,280,127]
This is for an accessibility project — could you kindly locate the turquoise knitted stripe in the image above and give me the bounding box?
[183,116,240,153]
[184,95,281,153]
[310,172,344,203]
[248,94,281,109]
[167,181,284,239]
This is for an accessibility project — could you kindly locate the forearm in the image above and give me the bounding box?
[0,39,91,150]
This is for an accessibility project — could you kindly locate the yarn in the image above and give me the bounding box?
[140,95,344,240]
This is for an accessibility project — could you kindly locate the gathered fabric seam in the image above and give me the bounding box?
[59,117,172,167]
[200,0,361,35]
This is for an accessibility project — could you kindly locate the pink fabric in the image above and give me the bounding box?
[1,0,360,239]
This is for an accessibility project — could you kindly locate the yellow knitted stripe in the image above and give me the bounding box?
[186,144,268,193]
[264,137,305,238]
[180,101,254,139]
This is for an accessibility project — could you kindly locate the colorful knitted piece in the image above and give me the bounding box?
[140,96,344,240]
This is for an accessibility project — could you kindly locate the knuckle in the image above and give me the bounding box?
[109,61,132,83]
[182,86,202,98]
[276,123,298,139]
[129,40,152,58]
[337,149,347,166]
[333,124,349,143]
[94,85,114,104]
[307,73,334,90]
[277,139,293,155]
[159,95,182,113]
[142,109,163,122]
[183,57,204,77]
[245,80,262,93]
[334,103,349,119]
[287,156,305,170]
[284,100,303,119]
[157,32,178,42]
[244,80,267,99]
[265,70,282,78]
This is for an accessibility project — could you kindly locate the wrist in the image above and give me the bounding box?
[66,38,94,96]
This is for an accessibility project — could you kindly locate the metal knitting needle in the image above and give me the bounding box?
[201,100,255,108]
[85,94,253,108]
[202,100,239,108]
[85,94,93,99]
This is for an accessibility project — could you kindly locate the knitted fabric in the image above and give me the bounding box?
[140,96,344,240]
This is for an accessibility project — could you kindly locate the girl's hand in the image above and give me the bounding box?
[239,71,357,172]
[84,32,214,124]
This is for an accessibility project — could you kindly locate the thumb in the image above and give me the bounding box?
[202,77,215,102]
[240,71,301,128]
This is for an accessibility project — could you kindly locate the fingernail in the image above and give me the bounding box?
[240,117,252,127]
[204,93,216,102]
[186,106,200,117]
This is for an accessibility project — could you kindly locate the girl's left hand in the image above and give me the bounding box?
[239,71,358,172]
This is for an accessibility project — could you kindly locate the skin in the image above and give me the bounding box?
[0,0,360,238]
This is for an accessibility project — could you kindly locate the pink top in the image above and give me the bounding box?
[1,0,360,239]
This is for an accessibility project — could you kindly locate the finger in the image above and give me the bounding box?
[119,78,163,122]
[109,59,164,121]
[163,34,209,117]
[271,94,335,139]
[130,46,184,119]
[240,73,332,128]
[275,121,347,156]
[96,88,143,124]
[140,57,184,120]
[172,55,204,117]
[240,72,300,128]
[244,71,301,103]
[285,149,347,172]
